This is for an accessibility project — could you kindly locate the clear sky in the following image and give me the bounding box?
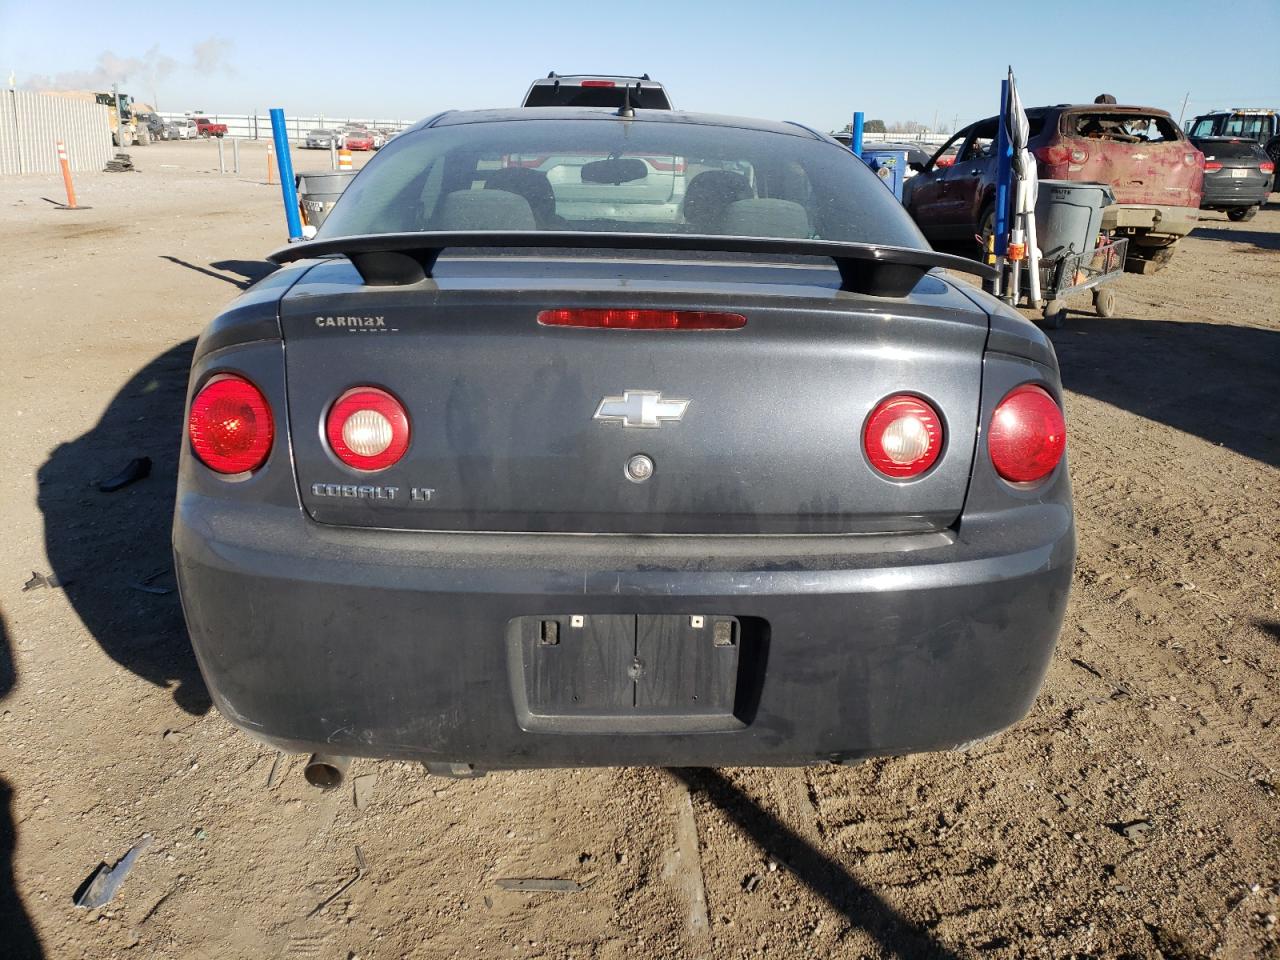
[3,0,1277,132]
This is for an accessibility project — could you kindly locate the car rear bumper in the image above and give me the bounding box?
[1101,203,1200,237]
[1200,176,1272,207]
[174,493,1074,769]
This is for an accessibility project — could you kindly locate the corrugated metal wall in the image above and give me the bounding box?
[0,91,113,175]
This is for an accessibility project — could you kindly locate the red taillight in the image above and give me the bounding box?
[1033,144,1069,166]
[935,154,956,168]
[1204,160,1223,172]
[580,80,616,87]
[988,385,1066,484]
[537,309,746,330]
[1261,161,1275,174]
[188,375,274,475]
[862,395,944,479]
[326,387,411,471]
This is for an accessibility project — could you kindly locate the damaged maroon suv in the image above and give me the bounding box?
[906,104,1203,273]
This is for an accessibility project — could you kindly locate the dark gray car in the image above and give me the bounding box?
[1192,137,1275,221]
[174,108,1074,777]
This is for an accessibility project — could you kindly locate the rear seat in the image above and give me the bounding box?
[720,198,812,238]
[431,190,537,231]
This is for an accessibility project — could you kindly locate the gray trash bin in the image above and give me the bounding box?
[296,170,356,228]
[1034,180,1115,259]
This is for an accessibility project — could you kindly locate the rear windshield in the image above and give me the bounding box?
[318,118,928,249]
[1189,115,1272,140]
[1068,112,1180,143]
[523,84,672,109]
[1193,138,1265,159]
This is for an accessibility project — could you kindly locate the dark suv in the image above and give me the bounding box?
[522,73,672,109]
[1187,109,1280,165]
[1191,137,1275,221]
[905,104,1203,273]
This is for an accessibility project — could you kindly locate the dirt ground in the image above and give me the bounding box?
[0,140,1276,960]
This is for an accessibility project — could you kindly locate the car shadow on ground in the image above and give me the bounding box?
[1,611,45,959]
[1049,316,1280,469]
[669,768,963,959]
[159,256,277,290]
[36,338,211,716]
[1188,227,1280,251]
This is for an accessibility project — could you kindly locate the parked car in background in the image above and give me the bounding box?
[522,73,672,109]
[194,116,228,138]
[498,150,689,223]
[1187,108,1280,165]
[344,129,376,151]
[174,107,1073,777]
[933,144,960,168]
[905,104,1203,273]
[829,134,933,177]
[1191,137,1275,221]
[305,129,339,149]
[136,112,166,142]
[168,118,198,140]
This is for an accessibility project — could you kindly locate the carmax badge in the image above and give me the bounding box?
[594,390,690,428]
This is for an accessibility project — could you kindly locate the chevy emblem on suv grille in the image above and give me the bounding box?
[594,390,690,428]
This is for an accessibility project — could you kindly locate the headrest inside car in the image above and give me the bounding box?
[432,190,537,231]
[720,199,811,239]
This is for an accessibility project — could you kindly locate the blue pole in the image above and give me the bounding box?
[993,79,1012,260]
[851,112,864,158]
[269,108,303,240]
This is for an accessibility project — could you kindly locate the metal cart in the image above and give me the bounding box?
[1036,235,1128,329]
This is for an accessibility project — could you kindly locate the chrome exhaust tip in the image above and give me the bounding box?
[303,754,351,790]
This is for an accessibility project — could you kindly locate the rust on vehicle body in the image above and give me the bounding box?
[1037,106,1203,208]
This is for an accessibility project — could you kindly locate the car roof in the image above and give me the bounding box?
[411,108,827,141]
[1196,108,1275,116]
[534,73,663,84]
[1055,104,1173,117]
[963,104,1175,131]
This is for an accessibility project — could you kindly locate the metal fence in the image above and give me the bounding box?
[151,114,954,145]
[1,90,113,175]
[155,112,413,141]
[861,132,951,146]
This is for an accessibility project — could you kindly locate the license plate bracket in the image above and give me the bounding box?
[508,614,747,733]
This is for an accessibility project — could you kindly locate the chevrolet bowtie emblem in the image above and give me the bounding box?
[594,390,690,428]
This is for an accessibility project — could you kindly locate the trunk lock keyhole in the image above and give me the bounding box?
[625,454,654,483]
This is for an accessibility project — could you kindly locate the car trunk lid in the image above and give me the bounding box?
[278,252,989,535]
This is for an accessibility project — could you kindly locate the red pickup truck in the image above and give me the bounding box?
[194,117,228,138]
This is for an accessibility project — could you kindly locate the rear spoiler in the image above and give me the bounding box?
[267,231,995,298]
